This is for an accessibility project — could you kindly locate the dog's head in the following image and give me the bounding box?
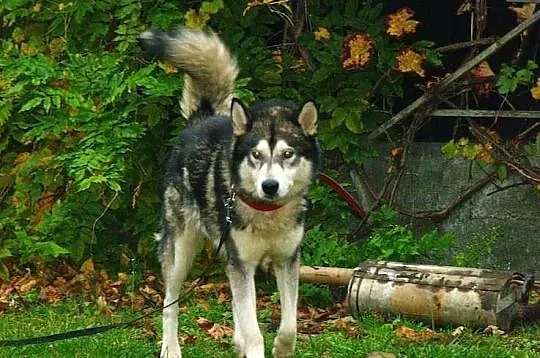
[231,99,320,204]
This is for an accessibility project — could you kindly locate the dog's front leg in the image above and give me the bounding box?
[227,262,264,358]
[272,256,299,358]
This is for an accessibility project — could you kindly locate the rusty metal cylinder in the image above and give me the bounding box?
[347,261,522,330]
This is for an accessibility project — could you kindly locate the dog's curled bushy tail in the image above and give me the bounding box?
[138,28,239,118]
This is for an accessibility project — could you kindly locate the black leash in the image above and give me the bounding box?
[0,193,235,348]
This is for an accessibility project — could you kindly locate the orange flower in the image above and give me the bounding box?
[341,32,374,71]
[386,8,420,39]
[396,48,426,77]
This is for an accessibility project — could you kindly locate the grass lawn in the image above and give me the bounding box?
[0,292,538,358]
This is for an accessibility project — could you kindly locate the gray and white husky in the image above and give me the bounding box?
[138,28,320,358]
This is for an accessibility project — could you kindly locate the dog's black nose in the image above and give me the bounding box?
[262,179,279,196]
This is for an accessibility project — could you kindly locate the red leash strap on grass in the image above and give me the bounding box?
[318,172,366,218]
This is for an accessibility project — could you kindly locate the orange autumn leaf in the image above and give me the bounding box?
[509,4,536,24]
[341,32,375,70]
[196,317,233,339]
[426,73,451,89]
[33,191,56,224]
[14,152,31,165]
[390,147,404,158]
[158,61,178,75]
[386,8,420,39]
[314,27,330,41]
[470,61,495,98]
[531,77,540,100]
[395,326,444,343]
[479,143,494,164]
[396,48,426,77]
[471,61,495,78]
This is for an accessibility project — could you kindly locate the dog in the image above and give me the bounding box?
[138,27,320,358]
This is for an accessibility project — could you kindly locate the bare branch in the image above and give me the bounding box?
[398,174,495,221]
[368,10,540,141]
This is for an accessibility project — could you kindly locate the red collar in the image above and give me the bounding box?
[237,195,285,212]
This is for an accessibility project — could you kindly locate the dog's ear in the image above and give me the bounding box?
[297,101,318,136]
[231,98,250,136]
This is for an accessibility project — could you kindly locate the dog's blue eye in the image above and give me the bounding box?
[251,150,261,160]
[282,150,294,159]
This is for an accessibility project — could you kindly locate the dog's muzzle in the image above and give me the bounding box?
[261,179,279,196]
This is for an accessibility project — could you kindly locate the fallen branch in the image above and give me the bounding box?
[368,10,540,142]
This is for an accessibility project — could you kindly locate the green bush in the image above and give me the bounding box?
[364,205,455,263]
[0,1,437,267]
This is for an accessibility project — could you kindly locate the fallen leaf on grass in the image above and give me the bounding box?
[332,316,363,338]
[180,334,198,345]
[196,317,233,339]
[133,317,157,338]
[483,325,505,336]
[452,326,465,337]
[297,320,324,335]
[80,259,95,278]
[395,326,445,343]
[40,285,60,303]
[208,323,234,339]
[97,295,112,316]
[217,290,229,303]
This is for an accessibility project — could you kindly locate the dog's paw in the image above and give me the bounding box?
[233,332,246,358]
[272,335,295,358]
[160,343,182,358]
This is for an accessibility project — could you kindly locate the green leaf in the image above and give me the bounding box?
[441,140,457,159]
[201,0,224,14]
[19,97,43,112]
[34,241,70,258]
[496,164,508,182]
[0,247,12,259]
[462,143,482,160]
[344,112,364,134]
[0,99,13,125]
[330,107,347,128]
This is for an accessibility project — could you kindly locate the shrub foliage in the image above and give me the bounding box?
[0,0,450,267]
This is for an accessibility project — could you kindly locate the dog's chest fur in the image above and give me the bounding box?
[230,200,304,266]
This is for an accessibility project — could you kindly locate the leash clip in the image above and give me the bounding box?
[225,185,236,225]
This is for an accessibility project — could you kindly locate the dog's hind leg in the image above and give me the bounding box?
[160,227,199,358]
[272,256,299,358]
[227,262,264,358]
[159,189,202,358]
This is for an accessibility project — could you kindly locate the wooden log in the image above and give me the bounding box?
[368,10,540,142]
[299,266,354,285]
